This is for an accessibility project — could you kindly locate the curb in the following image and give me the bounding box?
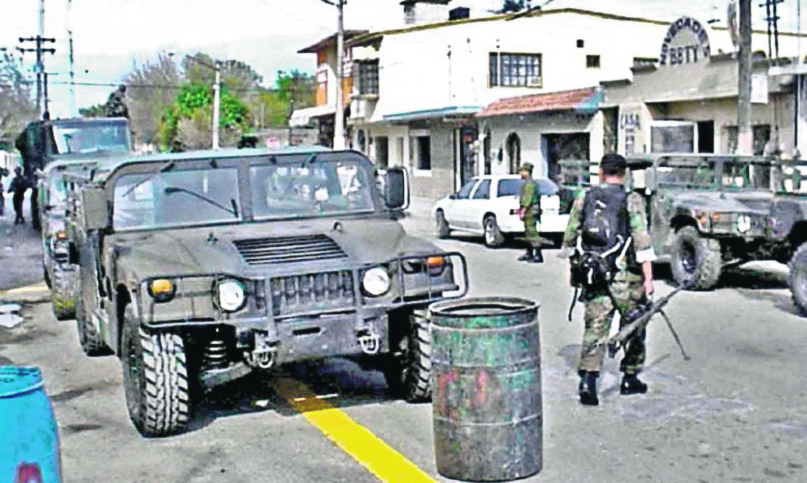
[0,283,51,305]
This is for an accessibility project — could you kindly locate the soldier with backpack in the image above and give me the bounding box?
[560,153,656,406]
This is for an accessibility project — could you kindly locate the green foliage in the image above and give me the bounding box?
[175,83,212,117]
[78,104,106,118]
[0,52,37,140]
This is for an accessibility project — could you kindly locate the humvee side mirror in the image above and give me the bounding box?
[80,188,109,230]
[383,167,409,210]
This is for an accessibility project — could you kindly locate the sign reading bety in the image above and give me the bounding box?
[659,16,711,66]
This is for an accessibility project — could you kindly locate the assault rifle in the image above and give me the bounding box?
[606,281,693,360]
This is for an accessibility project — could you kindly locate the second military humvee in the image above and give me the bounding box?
[15,117,131,230]
[623,154,807,308]
[64,146,467,437]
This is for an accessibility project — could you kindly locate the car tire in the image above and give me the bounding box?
[382,309,432,403]
[121,304,192,437]
[435,210,450,239]
[483,215,505,248]
[788,242,807,316]
[76,293,112,356]
[51,269,78,321]
[670,226,722,290]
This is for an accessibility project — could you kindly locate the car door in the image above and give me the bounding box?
[465,179,491,232]
[444,179,478,230]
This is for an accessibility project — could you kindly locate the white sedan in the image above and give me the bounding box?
[432,175,571,247]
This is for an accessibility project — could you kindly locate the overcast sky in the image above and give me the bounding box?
[2,0,805,119]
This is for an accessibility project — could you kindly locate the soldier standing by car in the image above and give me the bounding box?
[560,154,656,406]
[518,162,544,263]
[7,167,31,225]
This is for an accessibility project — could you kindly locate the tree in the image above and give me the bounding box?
[123,52,182,146]
[0,52,37,142]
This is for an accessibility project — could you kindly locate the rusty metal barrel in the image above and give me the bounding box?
[430,297,541,482]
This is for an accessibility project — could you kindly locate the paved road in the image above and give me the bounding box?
[2,202,807,482]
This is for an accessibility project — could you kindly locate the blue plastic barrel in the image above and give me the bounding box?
[0,367,61,483]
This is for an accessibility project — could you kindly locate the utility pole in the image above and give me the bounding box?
[212,66,221,150]
[738,0,753,154]
[17,36,56,117]
[68,0,76,117]
[323,0,346,150]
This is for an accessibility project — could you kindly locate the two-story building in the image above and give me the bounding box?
[289,30,368,148]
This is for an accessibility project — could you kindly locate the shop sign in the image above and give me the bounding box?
[619,105,644,156]
[659,16,711,66]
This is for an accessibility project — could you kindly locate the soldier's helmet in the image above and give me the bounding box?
[519,162,534,174]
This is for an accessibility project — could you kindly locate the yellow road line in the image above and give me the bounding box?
[0,282,49,295]
[273,376,436,483]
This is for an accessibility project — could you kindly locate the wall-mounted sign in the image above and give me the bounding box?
[659,16,711,67]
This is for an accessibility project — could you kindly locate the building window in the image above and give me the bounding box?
[411,135,431,171]
[356,60,379,95]
[505,132,521,174]
[577,39,585,48]
[489,53,541,87]
[375,136,389,167]
[586,55,600,68]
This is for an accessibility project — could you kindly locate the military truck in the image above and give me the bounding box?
[63,146,468,437]
[15,117,131,230]
[40,156,128,320]
[623,154,807,302]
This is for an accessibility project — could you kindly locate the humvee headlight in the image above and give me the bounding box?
[362,267,391,297]
[55,230,67,241]
[148,278,176,303]
[216,279,246,312]
[736,214,752,233]
[426,256,446,276]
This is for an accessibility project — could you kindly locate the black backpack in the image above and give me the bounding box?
[571,184,631,287]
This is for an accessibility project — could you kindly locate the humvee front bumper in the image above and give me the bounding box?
[135,252,469,363]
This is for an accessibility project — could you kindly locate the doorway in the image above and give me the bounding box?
[541,133,590,184]
[457,126,478,187]
[505,132,521,174]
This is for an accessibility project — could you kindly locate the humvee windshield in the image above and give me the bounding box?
[113,167,240,230]
[52,122,129,154]
[250,159,375,219]
[653,157,776,191]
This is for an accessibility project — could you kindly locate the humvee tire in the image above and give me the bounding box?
[671,226,722,290]
[51,270,77,321]
[435,210,450,239]
[121,305,191,437]
[383,309,432,402]
[76,295,112,356]
[788,242,807,315]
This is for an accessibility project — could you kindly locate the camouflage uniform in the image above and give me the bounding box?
[561,184,654,375]
[519,176,542,248]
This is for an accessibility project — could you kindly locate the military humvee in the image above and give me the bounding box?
[624,154,807,299]
[40,156,129,320]
[15,117,131,230]
[64,146,468,437]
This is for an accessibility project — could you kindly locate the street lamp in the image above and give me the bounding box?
[170,53,222,150]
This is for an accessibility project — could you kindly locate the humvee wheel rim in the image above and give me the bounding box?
[681,242,698,274]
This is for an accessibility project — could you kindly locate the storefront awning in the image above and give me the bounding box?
[476,87,600,118]
[382,106,481,123]
[289,105,336,127]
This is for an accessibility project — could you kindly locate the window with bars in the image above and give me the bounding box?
[489,53,542,87]
[356,60,379,95]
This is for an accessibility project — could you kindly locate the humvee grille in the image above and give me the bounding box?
[270,270,356,317]
[233,235,347,265]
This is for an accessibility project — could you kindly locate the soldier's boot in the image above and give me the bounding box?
[518,247,534,261]
[620,373,648,395]
[529,247,544,263]
[578,370,599,406]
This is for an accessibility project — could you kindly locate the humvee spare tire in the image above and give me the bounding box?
[382,309,432,402]
[788,242,807,315]
[121,304,191,437]
[671,226,722,290]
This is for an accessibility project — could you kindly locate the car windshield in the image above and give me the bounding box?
[113,167,240,230]
[52,123,129,154]
[720,161,774,190]
[655,158,718,188]
[250,160,375,219]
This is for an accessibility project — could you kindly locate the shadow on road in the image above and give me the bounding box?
[189,357,398,432]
